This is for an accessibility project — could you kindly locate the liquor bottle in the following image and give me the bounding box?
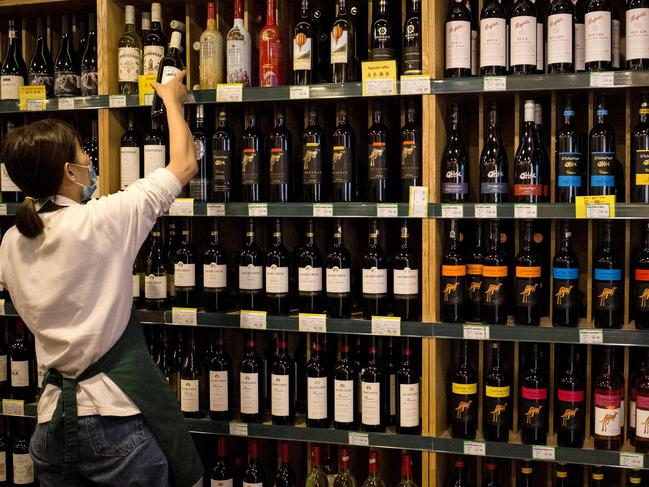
[12,418,34,487]
[241,114,262,202]
[585,0,612,71]
[396,338,419,433]
[556,97,584,202]
[199,2,224,89]
[589,97,616,196]
[333,448,356,487]
[393,220,420,321]
[594,346,623,450]
[259,0,283,87]
[307,334,330,428]
[593,221,622,329]
[80,13,98,96]
[208,330,232,420]
[143,3,166,76]
[190,105,209,201]
[303,106,324,201]
[0,21,26,101]
[627,0,649,70]
[633,95,649,202]
[370,0,395,61]
[145,223,168,310]
[635,349,649,452]
[240,332,263,423]
[441,104,469,202]
[519,343,547,444]
[514,220,541,326]
[271,333,295,425]
[361,337,385,432]
[397,453,417,487]
[484,460,500,487]
[298,219,324,313]
[450,458,469,487]
[243,439,266,487]
[331,0,355,83]
[591,466,605,486]
[239,219,264,311]
[510,0,538,74]
[118,5,143,94]
[334,335,357,429]
[294,0,316,85]
[143,120,166,177]
[362,451,386,487]
[327,220,352,318]
[547,0,575,73]
[553,221,580,327]
[628,470,643,485]
[484,342,511,442]
[226,0,252,86]
[451,340,478,439]
[332,106,354,202]
[481,220,508,325]
[28,18,54,96]
[269,111,292,202]
[203,220,227,312]
[635,222,649,329]
[403,0,422,74]
[180,328,203,418]
[362,220,389,319]
[518,462,534,487]
[212,109,234,202]
[479,0,507,75]
[120,113,141,189]
[480,103,509,202]
[173,219,197,308]
[211,437,234,486]
[307,445,328,487]
[441,219,466,323]
[9,321,33,403]
[151,31,184,125]
[266,219,290,316]
[514,100,544,202]
[401,103,422,202]
[445,0,472,77]
[367,104,390,202]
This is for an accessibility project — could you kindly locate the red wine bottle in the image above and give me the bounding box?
[553,221,580,327]
[189,105,209,202]
[556,344,585,448]
[632,94,649,203]
[594,346,623,450]
[211,109,234,203]
[441,104,469,202]
[403,0,422,74]
[627,0,649,70]
[180,328,204,418]
[265,219,290,316]
[80,13,98,96]
[334,335,358,429]
[484,342,511,442]
[392,220,420,321]
[367,104,390,202]
[269,111,292,203]
[370,0,396,61]
[307,334,330,428]
[514,220,541,326]
[514,101,544,203]
[331,0,355,83]
[173,219,198,308]
[203,220,228,312]
[510,0,538,75]
[548,0,575,73]
[259,0,283,87]
[209,329,232,420]
[585,0,612,71]
[479,0,507,76]
[53,15,79,97]
[361,337,386,432]
[481,220,508,325]
[635,222,649,329]
[556,96,584,202]
[241,114,263,202]
[361,220,388,319]
[239,219,264,311]
[480,103,509,202]
[589,97,616,196]
[451,340,478,439]
[211,437,234,487]
[445,0,472,77]
[298,219,324,313]
[273,442,296,487]
[143,3,167,76]
[243,439,266,487]
[293,0,316,85]
[151,31,184,125]
[326,220,352,318]
[593,221,622,329]
[466,221,485,322]
[396,338,420,434]
[240,332,263,423]
[303,107,324,202]
[441,219,466,323]
[9,320,33,403]
[28,18,54,96]
[271,332,295,425]
[400,102,422,202]
[635,349,649,452]
[145,223,168,310]
[332,106,354,202]
[520,343,548,444]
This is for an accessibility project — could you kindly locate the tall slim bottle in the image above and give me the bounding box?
[396,338,420,434]
[208,329,232,420]
[271,332,295,425]
[326,220,352,318]
[451,340,478,439]
[441,104,469,202]
[334,336,358,429]
[241,114,262,202]
[585,0,612,71]
[298,219,324,313]
[556,344,585,447]
[553,221,580,327]
[266,219,290,316]
[1,20,26,101]
[331,0,355,83]
[361,338,386,432]
[269,111,292,202]
[392,221,420,321]
[199,2,224,88]
[635,222,649,329]
[226,0,252,85]
[332,106,354,202]
[548,0,575,73]
[190,105,209,202]
[143,3,166,76]
[403,0,422,74]
[441,219,466,323]
[28,18,54,96]
[211,109,234,202]
[479,0,507,76]
[145,223,168,310]
[632,94,649,202]
[239,219,264,311]
[514,220,541,326]
[589,97,616,196]
[293,0,316,85]
[307,334,330,428]
[445,0,472,77]
[180,328,204,418]
[481,220,508,325]
[627,0,649,70]
[484,342,511,442]
[173,219,197,308]
[362,220,388,318]
[367,104,390,202]
[520,343,548,444]
[556,96,584,202]
[466,221,485,322]
[150,31,184,125]
[118,5,142,94]
[303,107,324,202]
[514,100,544,203]
[594,346,623,450]
[593,221,622,328]
[240,332,263,423]
[401,103,422,202]
[510,0,538,75]
[480,103,509,202]
[259,0,283,87]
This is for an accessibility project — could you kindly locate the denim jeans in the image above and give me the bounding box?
[29,414,170,487]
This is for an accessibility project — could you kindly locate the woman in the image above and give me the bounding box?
[0,71,202,486]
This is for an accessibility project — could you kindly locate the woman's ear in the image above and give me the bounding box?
[63,162,76,183]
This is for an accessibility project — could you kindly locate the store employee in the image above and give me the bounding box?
[0,72,202,487]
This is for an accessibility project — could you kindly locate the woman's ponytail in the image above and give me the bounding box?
[15,197,43,239]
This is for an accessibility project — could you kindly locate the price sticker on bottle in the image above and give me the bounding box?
[475,204,498,218]
[483,77,507,91]
[298,313,327,333]
[207,203,226,216]
[371,316,401,336]
[169,198,194,216]
[377,204,399,218]
[400,75,431,95]
[590,72,615,88]
[248,203,268,217]
[348,432,369,446]
[229,422,249,437]
[108,95,127,108]
[579,329,603,344]
[313,204,333,217]
[532,446,555,461]
[408,186,429,217]
[216,84,243,102]
[463,441,486,456]
[463,324,489,340]
[240,310,267,330]
[2,399,24,417]
[620,453,644,468]
[58,98,75,110]
[514,204,538,219]
[171,307,198,326]
[289,86,310,99]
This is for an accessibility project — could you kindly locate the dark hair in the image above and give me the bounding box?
[1,119,81,238]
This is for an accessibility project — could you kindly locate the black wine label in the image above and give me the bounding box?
[481,276,506,307]
[451,387,477,426]
[521,387,547,431]
[515,271,541,309]
[28,74,53,95]
[553,280,577,310]
[303,143,322,184]
[480,182,508,195]
[241,149,260,185]
[593,269,622,311]
[590,152,615,189]
[441,275,465,305]
[403,46,422,73]
[401,141,421,179]
[557,152,582,189]
[636,150,649,186]
[485,393,509,428]
[212,150,232,192]
[557,390,584,435]
[81,70,98,95]
[332,146,352,184]
[368,142,388,181]
[269,148,289,185]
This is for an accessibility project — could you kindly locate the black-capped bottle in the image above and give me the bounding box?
[633,94,649,202]
[266,219,290,316]
[145,223,168,310]
[403,0,422,75]
[367,104,390,202]
[510,0,538,75]
[326,220,351,318]
[392,220,420,321]
[594,346,623,450]
[467,221,485,322]
[556,96,584,202]
[307,334,330,428]
[441,219,466,323]
[451,340,478,439]
[553,221,580,327]
[396,338,420,434]
[400,103,422,202]
[556,344,585,447]
[361,337,386,432]
[480,103,509,202]
[481,220,508,325]
[627,0,649,70]
[240,332,263,423]
[479,0,507,76]
[239,219,264,311]
[445,0,472,77]
[150,31,184,124]
[190,104,209,202]
[28,18,54,96]
[10,320,33,403]
[80,13,98,96]
[180,328,204,418]
[241,114,262,202]
[334,335,358,429]
[593,221,622,329]
[520,343,548,444]
[53,15,80,97]
[297,219,324,314]
[243,439,265,487]
[370,0,395,61]
[589,97,616,196]
[0,20,26,101]
[332,106,354,202]
[211,437,234,486]
[331,0,355,83]
[269,111,292,203]
[303,107,324,202]
[518,462,534,487]
[211,109,234,203]
[514,100,544,203]
[635,222,649,329]
[585,0,612,71]
[514,220,541,326]
[271,332,295,425]
[362,220,389,319]
[441,104,469,202]
[208,329,232,420]
[203,220,228,312]
[173,219,198,308]
[293,0,316,85]
[143,120,166,177]
[484,341,511,442]
[547,0,575,73]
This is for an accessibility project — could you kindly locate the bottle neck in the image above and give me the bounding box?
[601,224,613,249]
[521,222,532,251]
[491,346,501,368]
[234,0,244,19]
[560,226,571,252]
[266,0,277,26]
[641,103,649,123]
[461,341,470,367]
[566,345,576,374]
[488,109,498,131]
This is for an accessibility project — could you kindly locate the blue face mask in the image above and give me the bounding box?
[69,162,97,202]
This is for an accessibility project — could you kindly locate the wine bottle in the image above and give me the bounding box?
[0,21,26,101]
[630,356,644,445]
[269,111,292,202]
[514,220,541,326]
[484,341,511,442]
[239,219,264,311]
[367,104,390,202]
[189,105,209,201]
[441,219,466,323]
[370,0,395,61]
[272,442,296,487]
[627,0,649,70]
[481,220,508,325]
[334,335,358,429]
[303,106,324,202]
[593,221,623,329]
[510,0,538,74]
[120,113,141,189]
[28,18,54,96]
[333,448,356,487]
[445,0,472,77]
[240,332,263,423]
[556,344,585,447]
[173,219,197,308]
[118,5,142,94]
[556,96,584,202]
[633,94,649,202]
[403,0,422,74]
[547,0,575,73]
[241,114,262,202]
[145,223,168,310]
[0,322,8,398]
[327,220,352,318]
[383,337,397,427]
[362,220,389,319]
[307,445,328,487]
[243,439,266,487]
[331,0,355,83]
[79,13,98,96]
[143,120,166,177]
[208,330,232,420]
[226,0,252,86]
[628,470,643,485]
[259,0,283,87]
[585,0,612,71]
[307,334,330,428]
[294,0,316,85]
[142,12,151,38]
[612,7,621,69]
[271,332,295,425]
[441,104,469,202]
[396,338,420,434]
[9,320,33,403]
[211,109,234,202]
[362,451,385,487]
[589,96,616,196]
[0,417,7,486]
[266,219,290,316]
[635,349,649,452]
[479,0,507,75]
[533,103,550,198]
[483,460,500,487]
[361,338,385,432]
[466,221,485,322]
[514,100,544,202]
[519,343,547,444]
[635,222,649,329]
[518,462,534,487]
[480,103,509,202]
[553,221,580,327]
[594,346,623,450]
[397,453,417,487]
[151,31,185,125]
[298,219,324,313]
[199,2,224,89]
[143,3,167,76]
[166,220,179,302]
[393,220,420,321]
[203,220,228,312]
[450,458,469,487]
[451,340,478,439]
[400,103,422,202]
[12,418,33,487]
[180,328,203,418]
[211,437,234,486]
[332,106,355,202]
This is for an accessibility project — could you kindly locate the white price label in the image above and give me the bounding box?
[532,446,556,461]
[289,86,310,99]
[441,205,464,219]
[579,329,603,344]
[377,204,399,218]
[400,75,431,95]
[514,204,538,219]
[463,325,490,340]
[58,98,75,110]
[313,204,333,217]
[365,78,396,96]
[109,95,127,108]
[586,204,610,218]
[216,84,243,102]
[298,313,327,333]
[0,299,5,316]
[171,307,198,326]
[371,316,401,336]
[27,99,44,111]
[248,203,268,217]
[2,399,24,417]
[620,453,644,468]
[0,205,7,216]
[483,77,507,91]
[240,310,267,330]
[408,186,429,217]
[229,422,249,437]
[590,72,615,88]
[475,204,498,218]
[169,198,194,216]
[143,93,154,106]
[207,203,226,216]
[348,432,369,446]
[463,441,486,456]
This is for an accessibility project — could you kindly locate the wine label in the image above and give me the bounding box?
[548,14,573,65]
[0,451,5,482]
[303,143,322,184]
[120,147,140,190]
[368,142,388,181]
[399,383,420,428]
[307,376,328,420]
[204,263,227,289]
[593,268,622,312]
[132,274,141,298]
[212,150,233,192]
[269,148,289,185]
[161,65,181,85]
[557,152,583,188]
[144,145,166,177]
[521,387,547,431]
[174,262,196,287]
[0,164,20,192]
[635,150,649,186]
[28,74,53,95]
[453,382,477,395]
[612,18,620,68]
[362,267,388,295]
[590,152,615,188]
[212,479,233,487]
[446,20,471,70]
[442,181,469,196]
[294,35,312,71]
[557,389,584,435]
[226,25,252,86]
[390,374,396,417]
[332,147,352,184]
[441,270,465,306]
[180,378,200,413]
[299,266,323,293]
[514,168,543,196]
[627,9,649,61]
[118,46,142,82]
[10,360,28,388]
[486,385,510,398]
[209,371,228,412]
[481,267,507,307]
[481,162,508,196]
[271,373,290,417]
[510,16,537,66]
[480,18,507,68]
[585,11,611,63]
[361,381,381,426]
[635,269,649,318]
[54,72,80,97]
[0,355,8,383]
[536,22,543,71]
[485,386,509,427]
[552,267,579,310]
[241,149,260,185]
[326,267,351,294]
[81,70,98,96]
[145,274,166,299]
[575,23,585,70]
[334,379,354,423]
[239,265,263,291]
[636,395,649,438]
[401,140,421,180]
[515,267,541,309]
[143,45,165,75]
[265,265,289,294]
[451,384,477,429]
[330,29,349,64]
[240,372,259,414]
[394,268,419,295]
[0,75,23,100]
[594,392,622,437]
[12,453,33,485]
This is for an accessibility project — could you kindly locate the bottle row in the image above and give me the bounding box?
[0,417,36,487]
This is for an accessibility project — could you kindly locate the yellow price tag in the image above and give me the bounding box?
[19,85,46,111]
[575,195,616,218]
[138,74,157,105]
[361,60,397,96]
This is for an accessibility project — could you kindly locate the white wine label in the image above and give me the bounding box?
[265,266,289,294]
[132,274,140,298]
[13,453,33,485]
[161,65,181,85]
[594,405,622,437]
[547,14,573,65]
[143,45,165,75]
[174,262,196,287]
[446,20,471,70]
[240,372,259,414]
[243,483,263,487]
[575,23,585,70]
[307,377,328,420]
[10,360,28,388]
[0,355,7,383]
[362,268,388,294]
[145,275,167,299]
[361,381,381,426]
[334,379,354,423]
[627,9,649,61]
[120,147,140,189]
[393,268,419,295]
[293,37,312,71]
[204,263,227,289]
[480,18,507,68]
[330,30,349,64]
[390,374,396,417]
[212,480,233,487]
[118,47,142,82]
[209,370,228,412]
[143,145,166,177]
[239,265,263,290]
[635,408,649,438]
[0,164,19,193]
[299,266,323,292]
[326,267,350,293]
[399,383,420,428]
[536,22,543,70]
[510,16,537,66]
[585,11,611,63]
[271,373,290,417]
[181,379,200,412]
[0,76,23,100]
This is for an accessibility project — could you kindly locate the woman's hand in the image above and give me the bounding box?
[151,70,187,110]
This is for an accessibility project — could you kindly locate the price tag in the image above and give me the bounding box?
[109,95,127,108]
[463,441,486,456]
[377,204,399,218]
[463,324,490,340]
[348,432,369,446]
[586,205,610,218]
[249,203,268,217]
[532,446,556,461]
[144,93,154,106]
[0,299,6,315]
[289,86,310,99]
[138,74,157,105]
[441,205,464,219]
[207,203,226,216]
[590,72,615,88]
[2,399,24,417]
[26,99,45,111]
[169,198,194,216]
[313,204,334,217]
[579,329,603,344]
[475,204,498,218]
[362,60,397,96]
[575,195,615,218]
[371,316,401,336]
[240,310,267,330]
[171,307,198,326]
[365,78,396,96]
[0,204,7,216]
[514,204,538,219]
[229,422,249,437]
[408,186,429,217]
[19,85,46,111]
[483,76,507,91]
[298,313,327,333]
[216,84,243,102]
[58,97,75,110]
[620,453,644,468]
[400,75,431,95]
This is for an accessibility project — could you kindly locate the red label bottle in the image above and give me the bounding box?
[259,0,284,87]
